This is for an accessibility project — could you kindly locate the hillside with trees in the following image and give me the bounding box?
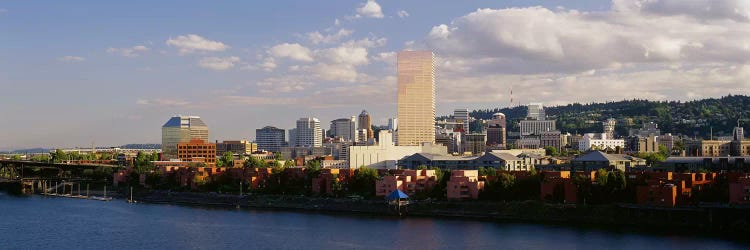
[468,95,750,138]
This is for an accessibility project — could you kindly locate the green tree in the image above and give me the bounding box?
[606,170,627,192]
[98,152,113,160]
[478,167,497,176]
[544,146,559,157]
[244,156,267,169]
[11,155,22,161]
[134,151,155,173]
[145,172,163,188]
[595,169,609,186]
[52,149,67,163]
[284,160,295,168]
[673,140,685,152]
[351,166,379,197]
[416,165,427,170]
[480,173,515,201]
[427,166,449,199]
[305,160,322,182]
[217,151,235,167]
[31,154,50,162]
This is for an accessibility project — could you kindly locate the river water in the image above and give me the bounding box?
[0,193,745,249]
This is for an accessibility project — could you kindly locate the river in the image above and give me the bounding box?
[0,193,746,249]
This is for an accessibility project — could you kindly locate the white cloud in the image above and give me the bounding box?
[268,43,314,62]
[373,51,396,65]
[343,37,387,48]
[356,0,384,18]
[198,56,241,71]
[307,63,362,82]
[57,56,85,62]
[255,76,313,94]
[409,0,750,105]
[222,76,397,108]
[135,98,191,106]
[397,10,409,18]
[166,34,229,54]
[425,3,750,75]
[307,28,354,45]
[318,45,369,66]
[259,57,277,72]
[613,0,750,22]
[106,45,149,57]
[436,64,750,105]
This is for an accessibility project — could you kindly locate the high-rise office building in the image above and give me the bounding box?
[256,126,286,152]
[464,133,486,155]
[397,50,435,146]
[387,118,398,131]
[519,120,556,136]
[358,110,373,140]
[486,113,506,148]
[216,140,257,155]
[161,115,209,160]
[527,103,545,120]
[454,108,470,133]
[295,117,322,147]
[330,116,357,142]
[288,128,297,147]
[603,118,617,139]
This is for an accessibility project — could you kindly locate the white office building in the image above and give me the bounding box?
[578,133,625,151]
[348,130,447,169]
[295,117,322,147]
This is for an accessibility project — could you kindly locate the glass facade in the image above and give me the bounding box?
[161,116,209,160]
[397,51,435,146]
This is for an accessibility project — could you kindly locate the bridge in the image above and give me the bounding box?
[0,160,124,180]
[0,160,124,195]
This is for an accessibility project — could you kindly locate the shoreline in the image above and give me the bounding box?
[3,186,750,243]
[125,190,750,241]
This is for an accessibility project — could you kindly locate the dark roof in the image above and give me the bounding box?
[402,153,476,162]
[163,117,182,127]
[481,152,522,161]
[572,151,642,162]
[162,116,207,128]
[665,156,750,164]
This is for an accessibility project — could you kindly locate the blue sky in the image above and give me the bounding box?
[1,0,749,150]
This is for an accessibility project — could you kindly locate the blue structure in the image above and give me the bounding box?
[386,189,409,200]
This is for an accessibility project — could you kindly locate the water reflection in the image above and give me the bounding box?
[0,195,746,249]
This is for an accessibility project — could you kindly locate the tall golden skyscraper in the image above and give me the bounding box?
[397,50,435,146]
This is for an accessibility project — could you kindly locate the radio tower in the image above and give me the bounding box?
[509,84,514,108]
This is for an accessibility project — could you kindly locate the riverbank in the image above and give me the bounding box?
[128,190,750,240]
[4,194,745,249]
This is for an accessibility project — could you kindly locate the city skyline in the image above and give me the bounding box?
[3,0,750,149]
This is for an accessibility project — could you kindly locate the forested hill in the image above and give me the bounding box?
[469,95,750,138]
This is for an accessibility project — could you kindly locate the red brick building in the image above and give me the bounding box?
[540,171,579,203]
[729,175,750,204]
[177,139,216,165]
[447,170,484,200]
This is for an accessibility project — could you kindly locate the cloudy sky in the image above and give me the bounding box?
[1,0,749,150]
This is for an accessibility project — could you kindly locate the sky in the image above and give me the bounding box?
[1,0,750,150]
